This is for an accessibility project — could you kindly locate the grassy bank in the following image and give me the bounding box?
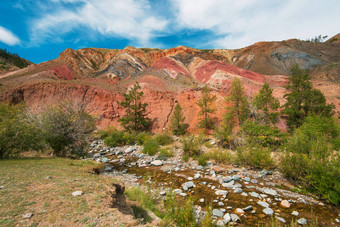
[0,158,139,227]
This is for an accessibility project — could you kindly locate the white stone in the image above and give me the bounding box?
[276,217,286,223]
[263,207,274,215]
[223,213,231,224]
[257,201,270,208]
[291,211,299,216]
[72,191,83,197]
[215,190,229,196]
[297,218,307,225]
[263,188,278,196]
[151,160,163,166]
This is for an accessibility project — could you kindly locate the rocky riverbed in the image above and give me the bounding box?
[88,140,340,226]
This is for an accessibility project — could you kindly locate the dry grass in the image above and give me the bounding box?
[0,158,144,227]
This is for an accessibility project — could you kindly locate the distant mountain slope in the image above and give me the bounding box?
[0,36,339,131]
[0,49,32,73]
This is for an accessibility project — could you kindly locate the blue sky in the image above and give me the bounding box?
[0,0,339,63]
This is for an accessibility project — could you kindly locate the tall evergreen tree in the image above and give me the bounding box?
[169,103,187,135]
[282,64,334,130]
[118,82,151,132]
[254,82,280,125]
[198,85,217,133]
[225,78,249,127]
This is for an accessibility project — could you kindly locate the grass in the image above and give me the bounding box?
[0,158,140,226]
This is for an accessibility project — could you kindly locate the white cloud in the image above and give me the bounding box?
[29,0,168,46]
[171,0,340,48]
[0,26,20,46]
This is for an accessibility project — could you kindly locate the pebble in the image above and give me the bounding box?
[230,214,240,222]
[197,165,204,170]
[227,206,233,210]
[243,177,251,182]
[241,192,248,196]
[23,213,33,219]
[263,188,278,196]
[188,177,193,181]
[200,198,205,203]
[233,188,243,193]
[335,218,340,223]
[223,213,231,224]
[216,220,225,226]
[291,211,299,216]
[224,177,233,183]
[263,207,274,215]
[232,175,240,181]
[215,190,228,196]
[160,191,166,196]
[212,209,224,218]
[151,160,163,166]
[276,217,286,223]
[218,202,224,206]
[101,157,110,163]
[257,201,270,208]
[179,193,187,197]
[45,176,52,179]
[280,200,291,208]
[235,208,245,216]
[297,218,307,225]
[72,191,83,197]
[243,205,252,211]
[172,189,182,195]
[250,179,258,184]
[250,192,260,198]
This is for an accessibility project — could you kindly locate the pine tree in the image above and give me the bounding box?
[282,64,334,130]
[198,85,217,133]
[117,82,151,132]
[254,82,280,125]
[169,103,187,135]
[225,78,249,127]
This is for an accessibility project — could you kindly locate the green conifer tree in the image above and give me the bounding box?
[198,85,217,133]
[169,103,187,135]
[282,64,334,130]
[118,82,151,132]
[254,82,280,125]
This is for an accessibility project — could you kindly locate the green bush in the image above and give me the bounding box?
[136,132,152,145]
[104,130,136,147]
[0,103,43,158]
[142,139,159,156]
[39,101,95,157]
[281,116,340,204]
[181,135,200,157]
[203,149,234,164]
[237,145,274,169]
[158,148,174,160]
[242,120,286,147]
[97,126,117,139]
[154,133,173,145]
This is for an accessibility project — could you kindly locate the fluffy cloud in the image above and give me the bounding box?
[0,26,20,46]
[171,0,340,48]
[29,0,167,46]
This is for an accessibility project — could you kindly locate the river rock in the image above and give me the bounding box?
[263,188,278,196]
[23,213,33,219]
[263,207,274,215]
[223,213,231,224]
[179,193,187,197]
[243,205,252,211]
[197,165,204,170]
[291,211,299,216]
[243,177,251,182]
[297,218,307,225]
[280,200,291,208]
[93,153,101,159]
[183,181,196,191]
[257,201,270,208]
[160,191,166,196]
[151,160,163,166]
[173,189,182,195]
[224,176,233,183]
[72,191,83,197]
[232,175,240,181]
[218,202,224,206]
[250,192,260,198]
[194,173,201,179]
[276,217,286,223]
[235,208,244,216]
[104,166,113,172]
[215,190,228,196]
[101,157,109,163]
[233,188,243,193]
[251,179,258,184]
[212,209,224,217]
[125,147,135,154]
[200,198,205,203]
[230,214,240,222]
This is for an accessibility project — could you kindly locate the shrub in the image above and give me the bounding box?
[237,145,274,169]
[242,120,286,147]
[136,132,152,145]
[96,126,117,139]
[104,130,136,147]
[0,103,43,158]
[39,101,95,157]
[203,149,234,164]
[181,135,200,157]
[281,116,340,204]
[154,133,173,145]
[142,139,159,156]
[158,148,174,160]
